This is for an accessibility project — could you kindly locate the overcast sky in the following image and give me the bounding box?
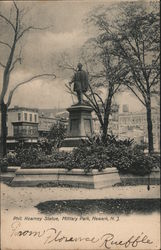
[0,0,145,112]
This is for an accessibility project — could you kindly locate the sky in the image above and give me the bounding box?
[0,0,146,112]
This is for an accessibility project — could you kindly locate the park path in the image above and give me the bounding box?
[1,182,160,212]
[1,182,160,250]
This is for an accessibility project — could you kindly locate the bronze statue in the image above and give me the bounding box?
[69,63,89,104]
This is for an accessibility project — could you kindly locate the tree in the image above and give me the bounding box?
[48,122,67,148]
[0,1,56,156]
[58,42,126,141]
[80,30,127,142]
[97,2,160,153]
[58,21,126,142]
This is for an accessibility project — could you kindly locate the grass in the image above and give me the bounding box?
[35,199,160,216]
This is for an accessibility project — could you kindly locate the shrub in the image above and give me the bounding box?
[48,122,67,149]
[14,145,47,166]
[20,150,71,168]
[7,151,20,166]
[150,153,160,169]
[65,135,159,175]
[9,134,160,176]
[114,145,153,176]
[37,138,53,155]
[68,144,112,172]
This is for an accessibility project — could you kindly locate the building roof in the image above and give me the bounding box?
[38,108,66,118]
[119,108,159,116]
[39,116,58,121]
[56,111,69,119]
[8,106,38,112]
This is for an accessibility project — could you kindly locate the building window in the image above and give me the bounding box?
[29,114,32,122]
[24,113,27,121]
[18,113,21,121]
[34,114,37,123]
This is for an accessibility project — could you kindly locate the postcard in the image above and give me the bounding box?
[0,0,160,249]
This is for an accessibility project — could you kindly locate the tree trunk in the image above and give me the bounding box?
[102,95,112,142]
[0,102,7,157]
[146,102,154,154]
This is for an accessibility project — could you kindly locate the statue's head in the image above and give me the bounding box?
[77,63,83,70]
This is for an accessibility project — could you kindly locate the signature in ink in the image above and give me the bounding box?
[10,221,153,249]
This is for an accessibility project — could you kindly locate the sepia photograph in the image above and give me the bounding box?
[0,0,160,249]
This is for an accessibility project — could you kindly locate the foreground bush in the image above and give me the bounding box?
[6,135,160,176]
[69,137,160,175]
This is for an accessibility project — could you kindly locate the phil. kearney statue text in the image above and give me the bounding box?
[10,221,153,249]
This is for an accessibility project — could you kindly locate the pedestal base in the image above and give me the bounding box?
[61,104,93,148]
[61,137,88,147]
[11,167,121,189]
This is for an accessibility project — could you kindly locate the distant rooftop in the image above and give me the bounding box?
[38,108,66,118]
[119,108,159,116]
[56,110,69,119]
[8,106,67,117]
[8,106,38,112]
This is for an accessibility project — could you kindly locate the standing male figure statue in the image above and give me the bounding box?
[69,63,89,104]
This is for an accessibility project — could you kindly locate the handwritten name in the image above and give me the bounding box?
[10,222,153,249]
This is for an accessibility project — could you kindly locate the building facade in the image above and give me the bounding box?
[38,116,58,137]
[5,105,160,152]
[7,106,39,148]
[91,104,160,152]
[6,107,68,149]
[118,108,160,151]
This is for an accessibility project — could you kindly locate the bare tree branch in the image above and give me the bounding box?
[58,60,77,72]
[65,83,77,96]
[59,64,77,72]
[88,84,105,118]
[0,13,15,31]
[0,40,12,49]
[113,83,122,95]
[57,52,78,73]
[9,57,21,72]
[93,92,105,110]
[17,25,52,41]
[0,62,5,68]
[118,40,148,96]
[6,73,56,107]
[84,91,104,127]
[9,46,22,72]
[9,47,22,73]
[126,84,146,106]
[14,0,19,33]
[13,0,19,12]
[19,6,31,19]
[148,52,160,79]
[149,71,160,88]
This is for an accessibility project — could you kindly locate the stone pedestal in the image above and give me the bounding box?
[61,104,93,148]
[11,167,121,188]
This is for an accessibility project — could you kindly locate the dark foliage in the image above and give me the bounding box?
[6,135,160,176]
[35,199,160,215]
[48,122,67,148]
[71,135,159,175]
